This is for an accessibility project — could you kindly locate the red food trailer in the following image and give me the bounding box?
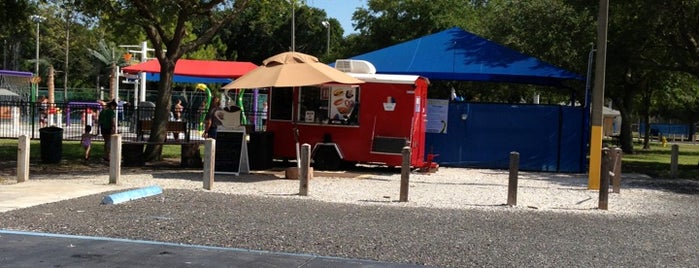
[265,60,432,170]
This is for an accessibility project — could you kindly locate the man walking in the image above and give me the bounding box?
[98,100,117,161]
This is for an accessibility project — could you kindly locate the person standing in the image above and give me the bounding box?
[173,99,184,121]
[38,96,48,127]
[203,97,222,138]
[80,125,97,161]
[98,100,117,161]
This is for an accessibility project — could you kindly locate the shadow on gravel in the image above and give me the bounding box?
[150,171,281,183]
[624,179,699,195]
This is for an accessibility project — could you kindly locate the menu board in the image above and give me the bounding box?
[329,86,357,122]
[426,99,449,133]
[215,129,249,175]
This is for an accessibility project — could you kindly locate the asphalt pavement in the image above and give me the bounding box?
[0,230,427,268]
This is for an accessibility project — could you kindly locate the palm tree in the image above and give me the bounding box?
[88,39,128,100]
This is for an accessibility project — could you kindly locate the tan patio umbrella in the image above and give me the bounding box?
[222,51,363,89]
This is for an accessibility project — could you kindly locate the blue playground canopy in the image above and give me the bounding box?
[348,27,584,86]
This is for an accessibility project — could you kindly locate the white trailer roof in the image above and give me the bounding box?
[345,72,423,85]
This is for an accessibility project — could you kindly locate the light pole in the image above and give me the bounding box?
[322,20,330,55]
[31,15,45,76]
[291,0,295,51]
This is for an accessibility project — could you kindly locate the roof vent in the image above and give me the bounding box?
[335,60,376,74]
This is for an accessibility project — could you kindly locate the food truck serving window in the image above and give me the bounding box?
[270,87,293,121]
[298,85,359,125]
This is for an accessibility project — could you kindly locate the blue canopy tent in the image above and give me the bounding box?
[347,27,584,86]
[345,27,588,172]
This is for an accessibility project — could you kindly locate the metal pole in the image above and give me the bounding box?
[399,146,411,202]
[588,0,609,190]
[140,41,147,103]
[291,1,295,51]
[612,147,622,193]
[598,148,610,210]
[322,20,330,55]
[34,20,40,76]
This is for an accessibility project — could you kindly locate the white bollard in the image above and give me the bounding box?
[203,138,215,190]
[11,107,19,130]
[299,143,310,196]
[109,134,121,184]
[17,135,30,183]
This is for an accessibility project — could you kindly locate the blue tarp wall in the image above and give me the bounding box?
[638,123,690,137]
[425,102,586,173]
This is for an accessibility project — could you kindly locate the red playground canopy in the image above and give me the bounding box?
[122,59,257,78]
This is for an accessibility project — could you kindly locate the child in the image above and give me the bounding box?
[81,125,96,161]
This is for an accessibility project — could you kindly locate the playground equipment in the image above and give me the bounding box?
[195,83,212,131]
[0,70,32,102]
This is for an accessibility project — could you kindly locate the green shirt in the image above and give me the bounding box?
[98,108,116,129]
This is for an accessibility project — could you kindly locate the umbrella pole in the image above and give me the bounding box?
[293,122,300,168]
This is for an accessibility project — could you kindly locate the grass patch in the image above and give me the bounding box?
[622,142,699,180]
[2,138,698,180]
[0,138,181,162]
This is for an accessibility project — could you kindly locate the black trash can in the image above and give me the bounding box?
[39,126,63,164]
[248,132,274,170]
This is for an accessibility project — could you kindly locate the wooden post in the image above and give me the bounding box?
[507,151,519,206]
[399,146,411,202]
[109,134,121,184]
[299,143,310,196]
[670,144,679,178]
[598,148,610,210]
[17,135,30,183]
[612,147,622,193]
[203,138,215,190]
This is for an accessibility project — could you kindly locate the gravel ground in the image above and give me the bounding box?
[1,166,698,267]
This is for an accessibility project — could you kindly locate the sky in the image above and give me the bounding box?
[306,0,368,36]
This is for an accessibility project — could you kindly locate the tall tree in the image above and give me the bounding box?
[87,39,128,100]
[350,0,483,55]
[0,0,32,70]
[79,0,250,161]
[219,0,337,64]
[652,0,699,79]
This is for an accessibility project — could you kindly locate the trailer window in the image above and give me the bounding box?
[298,86,328,123]
[270,87,292,121]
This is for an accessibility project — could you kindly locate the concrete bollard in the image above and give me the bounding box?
[670,144,679,178]
[507,151,519,206]
[299,143,310,196]
[17,135,30,183]
[203,138,215,190]
[109,134,121,184]
[599,148,610,210]
[399,146,411,202]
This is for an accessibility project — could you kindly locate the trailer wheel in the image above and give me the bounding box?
[313,145,342,170]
